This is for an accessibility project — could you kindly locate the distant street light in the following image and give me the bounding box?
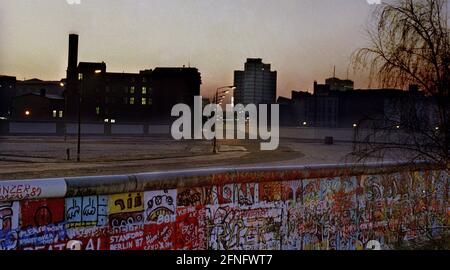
[25,110,31,117]
[212,85,235,154]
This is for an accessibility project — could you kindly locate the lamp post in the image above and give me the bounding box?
[76,73,83,162]
[212,86,235,154]
[77,70,101,162]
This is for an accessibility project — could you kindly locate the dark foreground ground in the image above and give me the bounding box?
[0,135,364,180]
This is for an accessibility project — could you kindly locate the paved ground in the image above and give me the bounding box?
[0,135,365,180]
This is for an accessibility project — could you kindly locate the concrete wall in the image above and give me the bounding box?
[0,162,448,250]
[8,122,57,134]
[2,121,171,136]
[111,124,144,135]
[279,127,363,141]
[148,125,170,135]
[2,122,391,143]
[66,123,104,135]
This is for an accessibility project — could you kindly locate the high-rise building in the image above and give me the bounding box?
[233,58,277,106]
[325,77,354,92]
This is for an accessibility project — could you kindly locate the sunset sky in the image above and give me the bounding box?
[0,0,381,98]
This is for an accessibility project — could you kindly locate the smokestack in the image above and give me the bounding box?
[67,34,79,79]
[66,34,79,120]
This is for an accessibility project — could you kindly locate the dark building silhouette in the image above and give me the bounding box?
[325,77,354,92]
[0,75,16,118]
[279,78,433,128]
[150,67,201,121]
[234,58,277,106]
[65,34,79,120]
[11,89,64,121]
[16,79,65,96]
[1,76,66,120]
[65,34,201,122]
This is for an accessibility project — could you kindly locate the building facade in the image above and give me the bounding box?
[0,75,16,118]
[234,58,277,106]
[11,89,64,121]
[278,77,433,128]
[64,34,201,123]
[325,77,354,92]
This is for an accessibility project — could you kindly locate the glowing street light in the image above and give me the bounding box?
[25,110,31,117]
[212,85,235,154]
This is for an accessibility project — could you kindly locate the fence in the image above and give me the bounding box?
[0,162,448,250]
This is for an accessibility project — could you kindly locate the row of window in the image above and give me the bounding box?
[126,86,151,95]
[79,72,149,83]
[126,97,153,105]
[52,110,63,118]
[95,98,152,115]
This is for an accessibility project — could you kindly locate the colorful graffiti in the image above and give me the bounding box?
[108,193,145,250]
[0,202,19,250]
[143,189,177,250]
[0,169,447,250]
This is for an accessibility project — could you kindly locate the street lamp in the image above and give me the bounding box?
[77,70,101,162]
[76,73,83,162]
[212,86,235,154]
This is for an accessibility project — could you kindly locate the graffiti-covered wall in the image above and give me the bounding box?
[0,164,448,250]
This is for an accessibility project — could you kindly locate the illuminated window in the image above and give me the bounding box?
[142,87,147,94]
[53,110,57,118]
[130,87,135,94]
[141,98,146,105]
[78,73,83,81]
[59,111,63,118]
[96,107,100,115]
[130,97,135,105]
[147,98,153,105]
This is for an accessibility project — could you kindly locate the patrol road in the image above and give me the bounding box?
[0,135,366,180]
